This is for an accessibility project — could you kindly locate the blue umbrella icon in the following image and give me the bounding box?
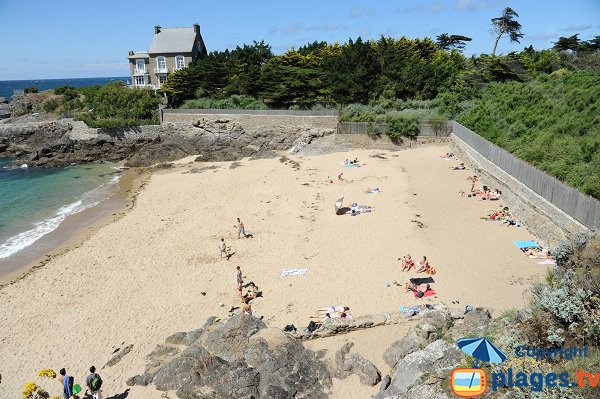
[457,337,507,364]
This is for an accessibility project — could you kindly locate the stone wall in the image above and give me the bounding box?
[162,110,338,131]
[450,133,587,246]
[334,133,448,150]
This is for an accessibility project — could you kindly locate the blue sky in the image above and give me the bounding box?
[1,0,598,80]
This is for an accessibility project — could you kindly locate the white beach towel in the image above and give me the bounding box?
[281,268,308,277]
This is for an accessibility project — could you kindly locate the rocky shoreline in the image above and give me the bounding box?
[125,304,494,399]
[0,115,334,168]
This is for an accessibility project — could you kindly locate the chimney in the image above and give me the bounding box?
[128,51,134,56]
[193,23,200,34]
[154,25,161,34]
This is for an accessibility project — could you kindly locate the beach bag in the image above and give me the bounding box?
[427,267,437,275]
[91,374,103,391]
[284,324,297,333]
[307,321,319,332]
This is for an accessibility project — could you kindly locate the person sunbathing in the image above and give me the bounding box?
[405,282,430,293]
[365,187,381,194]
[524,248,551,259]
[399,254,415,272]
[318,306,350,314]
[242,303,253,315]
[311,311,353,322]
[449,163,466,170]
[416,256,431,273]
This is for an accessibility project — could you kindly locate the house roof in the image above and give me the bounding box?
[128,52,149,59]
[149,27,197,54]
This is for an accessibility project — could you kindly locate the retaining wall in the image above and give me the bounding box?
[161,108,338,131]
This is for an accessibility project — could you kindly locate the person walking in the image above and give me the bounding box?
[218,238,229,259]
[235,218,247,239]
[85,366,103,399]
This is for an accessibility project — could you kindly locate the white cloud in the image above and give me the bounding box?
[405,1,446,14]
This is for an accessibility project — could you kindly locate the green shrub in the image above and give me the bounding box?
[181,95,268,110]
[42,99,59,113]
[24,86,38,94]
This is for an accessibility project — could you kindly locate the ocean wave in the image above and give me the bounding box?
[0,174,121,260]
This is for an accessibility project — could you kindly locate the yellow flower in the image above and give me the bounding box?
[22,381,37,399]
[38,369,57,379]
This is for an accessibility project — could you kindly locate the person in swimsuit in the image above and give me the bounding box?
[405,282,430,292]
[416,256,431,273]
[235,218,247,239]
[218,238,229,259]
[400,254,415,271]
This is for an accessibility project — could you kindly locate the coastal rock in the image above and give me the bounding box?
[129,315,332,398]
[376,340,463,399]
[447,307,492,339]
[334,342,381,386]
[382,330,427,369]
[414,309,454,342]
[104,344,133,368]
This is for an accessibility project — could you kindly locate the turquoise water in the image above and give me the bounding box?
[0,158,121,264]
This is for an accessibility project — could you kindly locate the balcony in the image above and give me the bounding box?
[154,66,169,74]
[133,68,148,76]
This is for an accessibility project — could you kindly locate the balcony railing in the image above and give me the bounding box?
[133,68,148,76]
[154,66,169,74]
[173,65,186,72]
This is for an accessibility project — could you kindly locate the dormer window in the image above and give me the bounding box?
[175,55,185,70]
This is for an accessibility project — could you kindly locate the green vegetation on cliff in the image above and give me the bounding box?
[455,72,600,198]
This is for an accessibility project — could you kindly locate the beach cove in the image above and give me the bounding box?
[0,145,548,398]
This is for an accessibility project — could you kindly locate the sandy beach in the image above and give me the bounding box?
[0,145,547,398]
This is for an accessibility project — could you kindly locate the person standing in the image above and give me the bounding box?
[218,238,229,259]
[235,218,247,239]
[236,266,244,297]
[85,366,103,399]
[58,368,73,399]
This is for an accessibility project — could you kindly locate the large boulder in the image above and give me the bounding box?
[382,330,427,369]
[376,340,463,399]
[334,342,381,386]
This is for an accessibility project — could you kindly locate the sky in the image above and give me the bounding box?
[0,0,598,80]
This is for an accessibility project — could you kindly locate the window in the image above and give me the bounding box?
[136,59,145,73]
[175,55,185,70]
[159,75,168,84]
[135,76,145,86]
[157,56,166,71]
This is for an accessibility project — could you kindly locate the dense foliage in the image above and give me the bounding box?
[161,37,468,108]
[43,82,161,128]
[455,72,600,198]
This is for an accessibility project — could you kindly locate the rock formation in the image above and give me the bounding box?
[0,116,333,168]
[128,315,332,399]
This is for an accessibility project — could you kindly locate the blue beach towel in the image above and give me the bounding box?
[514,240,540,249]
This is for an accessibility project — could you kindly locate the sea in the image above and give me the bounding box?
[0,158,123,276]
[0,76,129,101]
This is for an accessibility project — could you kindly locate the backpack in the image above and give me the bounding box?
[91,373,103,391]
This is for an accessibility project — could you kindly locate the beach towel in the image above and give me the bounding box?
[414,289,437,299]
[281,268,308,277]
[405,306,420,317]
[537,259,556,265]
[515,240,540,249]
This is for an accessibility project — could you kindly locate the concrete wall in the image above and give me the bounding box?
[337,121,452,136]
[161,109,339,132]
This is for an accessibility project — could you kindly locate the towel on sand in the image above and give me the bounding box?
[414,289,437,299]
[537,259,556,265]
[515,240,540,249]
[281,268,308,277]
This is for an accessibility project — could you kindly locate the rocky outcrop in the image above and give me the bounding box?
[334,342,381,386]
[128,315,332,399]
[0,116,333,168]
[376,340,463,399]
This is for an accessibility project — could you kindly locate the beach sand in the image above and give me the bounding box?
[0,145,547,398]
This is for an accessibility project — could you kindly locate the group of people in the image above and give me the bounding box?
[57,366,103,399]
[218,217,250,259]
[399,254,435,274]
[235,266,262,316]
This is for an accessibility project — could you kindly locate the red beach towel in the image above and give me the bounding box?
[414,289,437,299]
